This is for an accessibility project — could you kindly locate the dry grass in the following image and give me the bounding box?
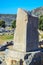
[0,34,14,45]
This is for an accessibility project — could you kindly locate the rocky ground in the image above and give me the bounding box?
[0,52,6,65]
[0,41,13,65]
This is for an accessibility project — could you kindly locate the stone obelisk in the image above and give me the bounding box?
[14,8,38,52]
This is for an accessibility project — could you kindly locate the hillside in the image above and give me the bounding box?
[0,14,16,26]
[0,7,43,26]
[31,7,43,17]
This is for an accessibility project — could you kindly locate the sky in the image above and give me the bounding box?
[0,0,43,14]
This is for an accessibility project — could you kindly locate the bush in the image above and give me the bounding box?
[0,20,5,28]
[12,20,16,28]
[39,15,43,31]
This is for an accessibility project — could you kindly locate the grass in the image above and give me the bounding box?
[0,34,14,45]
[40,34,43,38]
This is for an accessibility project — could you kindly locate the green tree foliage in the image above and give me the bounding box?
[39,15,43,31]
[0,20,5,28]
[12,20,16,28]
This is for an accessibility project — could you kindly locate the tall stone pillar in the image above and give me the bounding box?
[13,8,39,65]
[14,8,39,52]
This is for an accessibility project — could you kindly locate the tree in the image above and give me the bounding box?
[0,20,6,28]
[39,15,43,31]
[12,20,16,28]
